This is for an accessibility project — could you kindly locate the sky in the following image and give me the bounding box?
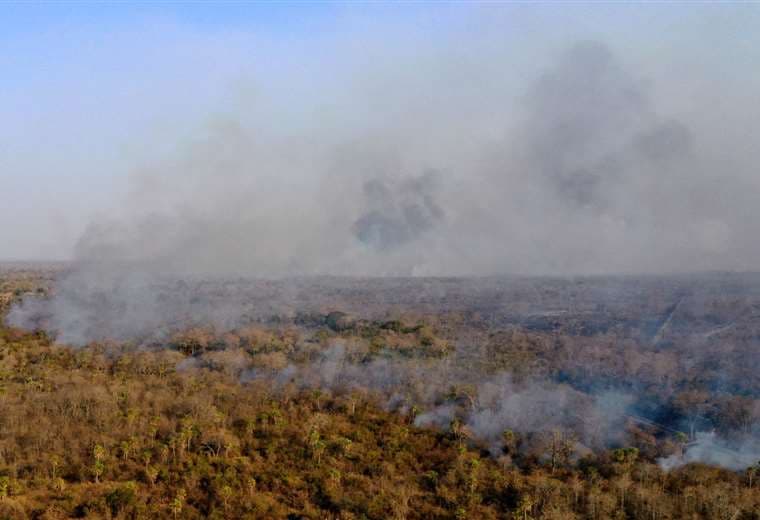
[1,1,759,272]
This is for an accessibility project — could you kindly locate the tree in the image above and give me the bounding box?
[145,466,159,486]
[673,390,711,441]
[450,418,470,447]
[0,477,9,500]
[502,429,519,455]
[92,444,106,483]
[611,447,639,467]
[170,488,186,519]
[674,431,689,457]
[219,484,233,512]
[549,430,575,473]
[748,461,760,488]
[514,494,534,520]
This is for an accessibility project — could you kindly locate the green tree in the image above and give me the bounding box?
[92,444,106,483]
[170,488,186,519]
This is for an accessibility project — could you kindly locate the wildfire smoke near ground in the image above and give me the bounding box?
[2,2,760,519]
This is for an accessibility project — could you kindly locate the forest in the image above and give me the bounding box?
[0,264,759,519]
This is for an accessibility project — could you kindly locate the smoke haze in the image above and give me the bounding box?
[3,4,760,273]
[7,8,760,340]
[26,36,760,276]
[74,37,758,276]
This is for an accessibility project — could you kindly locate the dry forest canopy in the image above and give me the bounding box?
[0,264,759,519]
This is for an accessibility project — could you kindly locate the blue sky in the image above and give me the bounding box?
[1,2,759,262]
[1,1,339,32]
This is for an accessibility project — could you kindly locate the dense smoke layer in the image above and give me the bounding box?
[17,40,760,277]
[9,39,760,342]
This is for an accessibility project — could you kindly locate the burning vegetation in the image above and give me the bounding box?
[2,266,760,518]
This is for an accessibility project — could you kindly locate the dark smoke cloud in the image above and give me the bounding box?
[523,41,700,217]
[353,171,444,250]
[523,41,701,213]
[526,41,650,209]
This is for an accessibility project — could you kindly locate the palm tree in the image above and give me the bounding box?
[170,489,186,519]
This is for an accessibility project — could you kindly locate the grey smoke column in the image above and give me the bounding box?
[524,41,692,211]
